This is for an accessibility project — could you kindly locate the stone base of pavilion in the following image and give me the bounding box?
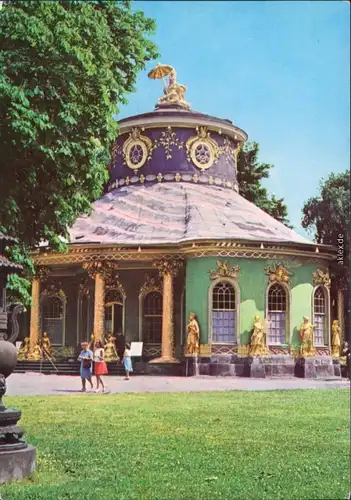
[14,355,343,379]
[185,354,340,379]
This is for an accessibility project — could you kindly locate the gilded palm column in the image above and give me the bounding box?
[83,261,119,341]
[337,289,345,344]
[151,258,183,363]
[29,267,50,348]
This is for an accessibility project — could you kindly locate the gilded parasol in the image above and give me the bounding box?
[148,64,174,89]
[147,64,174,80]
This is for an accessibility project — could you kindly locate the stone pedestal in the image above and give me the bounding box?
[248,357,266,378]
[0,445,36,484]
[294,356,335,378]
[332,359,342,377]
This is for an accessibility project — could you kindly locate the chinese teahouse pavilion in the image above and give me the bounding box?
[21,65,344,377]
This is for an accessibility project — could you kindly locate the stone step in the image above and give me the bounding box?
[14,361,133,376]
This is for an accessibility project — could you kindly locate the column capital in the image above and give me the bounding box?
[82,260,119,279]
[33,266,51,283]
[153,258,183,278]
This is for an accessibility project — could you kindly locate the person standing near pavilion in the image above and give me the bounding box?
[93,340,108,393]
[116,332,126,364]
[78,341,93,392]
[122,343,133,380]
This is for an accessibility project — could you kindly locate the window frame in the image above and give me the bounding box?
[139,288,163,343]
[104,287,126,336]
[40,290,66,346]
[265,282,290,346]
[312,285,330,347]
[208,277,240,345]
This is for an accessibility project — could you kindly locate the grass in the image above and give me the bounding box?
[0,389,349,500]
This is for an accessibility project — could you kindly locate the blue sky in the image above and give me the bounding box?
[119,1,350,239]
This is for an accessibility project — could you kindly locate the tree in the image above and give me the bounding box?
[0,0,159,303]
[302,171,350,335]
[237,142,291,227]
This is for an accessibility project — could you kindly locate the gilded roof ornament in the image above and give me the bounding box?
[209,261,240,280]
[148,64,190,110]
[264,263,292,284]
[139,274,162,298]
[312,269,331,288]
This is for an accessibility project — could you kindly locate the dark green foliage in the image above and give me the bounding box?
[302,171,350,286]
[0,0,159,303]
[237,142,291,227]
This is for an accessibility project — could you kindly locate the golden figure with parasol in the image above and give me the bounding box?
[148,64,190,110]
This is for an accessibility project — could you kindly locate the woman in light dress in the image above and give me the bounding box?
[93,340,108,393]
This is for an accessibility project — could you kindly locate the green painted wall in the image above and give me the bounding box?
[185,257,327,345]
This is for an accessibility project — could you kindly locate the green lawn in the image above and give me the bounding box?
[1,389,349,500]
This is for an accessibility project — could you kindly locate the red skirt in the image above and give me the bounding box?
[94,361,108,376]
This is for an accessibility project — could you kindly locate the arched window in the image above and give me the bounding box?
[143,291,163,343]
[313,286,328,345]
[42,296,65,345]
[211,281,236,342]
[267,284,288,344]
[105,288,124,335]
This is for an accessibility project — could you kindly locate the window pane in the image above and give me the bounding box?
[143,292,163,343]
[42,297,64,345]
[212,282,236,342]
[314,314,325,345]
[268,284,287,344]
[313,287,326,345]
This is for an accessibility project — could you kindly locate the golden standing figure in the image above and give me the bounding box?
[104,334,119,363]
[17,337,30,360]
[186,312,200,355]
[41,332,55,360]
[27,343,42,361]
[331,320,341,358]
[249,315,268,356]
[89,333,95,351]
[299,317,315,357]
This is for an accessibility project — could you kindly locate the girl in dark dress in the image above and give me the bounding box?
[342,341,350,380]
[116,333,125,364]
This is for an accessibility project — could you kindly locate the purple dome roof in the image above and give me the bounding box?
[107,107,247,194]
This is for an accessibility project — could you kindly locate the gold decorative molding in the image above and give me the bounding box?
[33,266,51,282]
[78,278,91,297]
[122,128,152,171]
[312,268,331,288]
[212,344,237,355]
[199,343,212,356]
[41,283,66,302]
[237,344,249,356]
[82,260,119,279]
[31,241,333,266]
[106,173,238,192]
[209,260,240,280]
[264,263,292,284]
[153,257,183,278]
[139,274,162,298]
[186,126,220,170]
[105,273,126,298]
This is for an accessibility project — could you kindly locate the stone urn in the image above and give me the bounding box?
[0,232,36,483]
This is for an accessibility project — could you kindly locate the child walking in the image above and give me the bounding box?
[122,343,133,380]
[93,340,108,393]
[78,341,93,392]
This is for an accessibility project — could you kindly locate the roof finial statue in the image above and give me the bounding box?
[148,64,190,110]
